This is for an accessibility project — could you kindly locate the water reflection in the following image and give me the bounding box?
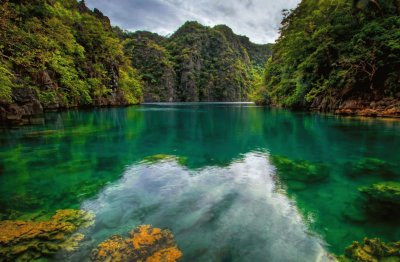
[0,104,399,257]
[78,152,330,262]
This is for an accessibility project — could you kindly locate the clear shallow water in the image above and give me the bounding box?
[0,103,399,261]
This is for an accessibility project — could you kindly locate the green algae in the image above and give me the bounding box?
[360,182,400,217]
[142,154,188,166]
[270,155,329,183]
[346,157,398,179]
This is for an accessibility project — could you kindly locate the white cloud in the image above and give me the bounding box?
[85,0,301,44]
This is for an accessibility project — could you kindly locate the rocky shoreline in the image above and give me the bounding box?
[2,96,400,127]
[0,89,135,126]
[310,96,400,118]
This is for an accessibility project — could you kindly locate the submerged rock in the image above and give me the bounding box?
[347,157,397,179]
[338,238,400,262]
[23,130,60,139]
[270,155,329,183]
[91,225,182,262]
[359,182,400,217]
[342,202,368,224]
[0,209,94,261]
[142,154,188,166]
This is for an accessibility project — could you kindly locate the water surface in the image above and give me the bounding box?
[0,103,399,261]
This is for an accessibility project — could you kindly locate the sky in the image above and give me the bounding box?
[85,0,301,44]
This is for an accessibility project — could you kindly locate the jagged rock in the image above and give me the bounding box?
[0,209,95,261]
[270,155,329,183]
[91,225,182,262]
[338,238,400,261]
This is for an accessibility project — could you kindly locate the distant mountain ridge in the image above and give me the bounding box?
[123,21,273,102]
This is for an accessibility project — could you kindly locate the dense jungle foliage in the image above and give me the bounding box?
[254,0,400,111]
[0,0,143,113]
[123,22,272,102]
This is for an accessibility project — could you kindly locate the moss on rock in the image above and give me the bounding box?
[91,225,182,262]
[270,155,329,183]
[338,238,400,262]
[142,154,188,166]
[347,158,397,179]
[360,182,400,217]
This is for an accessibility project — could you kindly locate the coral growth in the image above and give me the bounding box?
[339,238,400,262]
[270,155,329,183]
[91,225,182,262]
[0,209,94,261]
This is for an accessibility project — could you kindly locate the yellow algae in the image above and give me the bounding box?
[0,209,94,261]
[146,247,183,262]
[131,225,163,249]
[91,225,182,262]
[338,238,400,262]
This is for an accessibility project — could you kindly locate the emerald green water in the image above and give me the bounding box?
[0,103,399,261]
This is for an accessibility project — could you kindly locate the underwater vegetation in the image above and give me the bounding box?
[91,225,182,262]
[0,209,94,261]
[141,154,188,167]
[338,238,400,262]
[346,157,397,180]
[270,155,329,186]
[360,182,400,218]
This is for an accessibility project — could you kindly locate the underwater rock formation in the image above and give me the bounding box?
[270,155,329,184]
[346,157,397,179]
[339,238,400,261]
[91,225,182,262]
[0,209,94,261]
[360,182,400,217]
[142,154,188,166]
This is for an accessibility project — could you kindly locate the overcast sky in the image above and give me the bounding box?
[85,0,301,44]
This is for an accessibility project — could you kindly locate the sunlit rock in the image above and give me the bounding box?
[338,238,400,261]
[270,155,329,183]
[0,209,94,261]
[91,225,182,262]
